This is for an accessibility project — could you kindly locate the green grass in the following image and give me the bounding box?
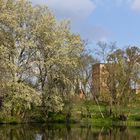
[0,100,140,126]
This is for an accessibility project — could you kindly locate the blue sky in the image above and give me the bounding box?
[31,0,140,48]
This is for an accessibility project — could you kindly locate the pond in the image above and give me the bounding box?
[0,124,140,140]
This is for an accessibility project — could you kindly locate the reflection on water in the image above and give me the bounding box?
[0,124,140,140]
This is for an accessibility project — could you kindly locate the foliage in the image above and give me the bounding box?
[0,0,139,124]
[96,43,140,119]
[0,0,87,121]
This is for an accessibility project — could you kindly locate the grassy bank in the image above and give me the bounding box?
[0,100,140,126]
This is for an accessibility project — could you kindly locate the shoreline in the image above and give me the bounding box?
[0,118,140,127]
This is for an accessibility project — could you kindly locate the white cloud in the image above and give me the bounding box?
[131,0,140,11]
[32,0,96,20]
[71,23,110,42]
[81,25,111,42]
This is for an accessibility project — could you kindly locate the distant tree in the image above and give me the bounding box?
[106,46,140,118]
[78,49,98,96]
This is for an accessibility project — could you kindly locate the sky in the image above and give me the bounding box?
[31,0,140,48]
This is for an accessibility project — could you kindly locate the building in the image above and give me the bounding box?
[92,63,140,101]
[92,63,109,99]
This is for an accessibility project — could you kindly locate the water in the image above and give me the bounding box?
[0,124,140,140]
